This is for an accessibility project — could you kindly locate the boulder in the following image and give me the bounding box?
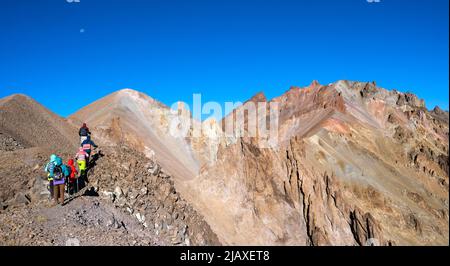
[140,187,148,196]
[135,212,146,224]
[28,176,50,202]
[114,186,123,198]
[9,192,31,206]
[147,162,161,176]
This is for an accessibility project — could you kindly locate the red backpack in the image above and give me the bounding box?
[69,165,77,178]
[67,160,78,180]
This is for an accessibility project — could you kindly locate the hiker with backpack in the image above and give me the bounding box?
[81,136,98,168]
[78,123,91,144]
[66,159,79,195]
[44,154,58,201]
[44,154,69,206]
[75,147,89,186]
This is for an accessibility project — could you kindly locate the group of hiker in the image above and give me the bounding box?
[44,123,98,206]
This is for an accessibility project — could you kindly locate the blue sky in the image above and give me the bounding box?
[0,0,448,119]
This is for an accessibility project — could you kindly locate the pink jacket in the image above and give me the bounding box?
[75,149,89,161]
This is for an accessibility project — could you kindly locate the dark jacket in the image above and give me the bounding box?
[79,126,91,137]
[81,138,98,154]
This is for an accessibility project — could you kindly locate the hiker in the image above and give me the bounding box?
[75,147,89,185]
[44,154,58,201]
[45,154,69,206]
[78,123,91,144]
[66,159,79,195]
[81,136,98,167]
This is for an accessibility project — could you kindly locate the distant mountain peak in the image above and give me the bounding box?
[0,93,33,105]
[0,92,78,152]
[246,91,267,103]
[116,88,141,95]
[309,80,321,89]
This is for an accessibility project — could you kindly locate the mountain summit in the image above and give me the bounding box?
[70,88,200,181]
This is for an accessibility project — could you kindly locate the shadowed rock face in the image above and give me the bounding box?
[177,80,449,245]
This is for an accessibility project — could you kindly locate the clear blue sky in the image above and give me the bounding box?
[0,0,448,118]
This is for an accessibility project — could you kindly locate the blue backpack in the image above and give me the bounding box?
[51,157,64,180]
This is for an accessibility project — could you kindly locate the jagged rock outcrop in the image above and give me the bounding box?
[396,92,426,108]
[176,80,449,246]
[89,146,220,246]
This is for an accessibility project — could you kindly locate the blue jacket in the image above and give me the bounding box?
[81,138,98,154]
[45,155,70,179]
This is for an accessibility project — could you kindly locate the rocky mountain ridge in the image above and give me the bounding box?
[1,80,448,245]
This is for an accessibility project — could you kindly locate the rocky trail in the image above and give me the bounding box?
[0,146,220,246]
[0,196,162,246]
